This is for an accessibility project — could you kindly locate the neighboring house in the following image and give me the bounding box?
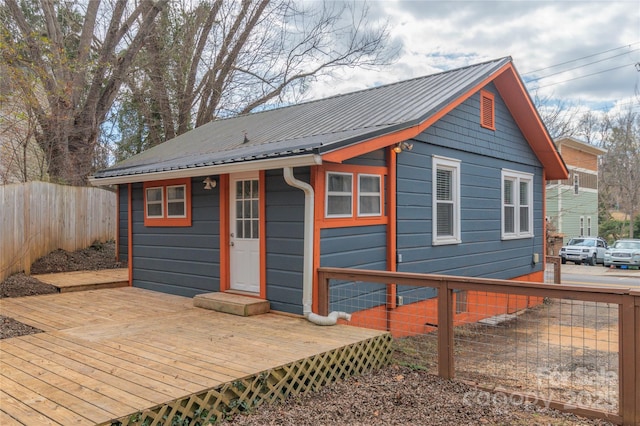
[546,137,606,245]
[91,57,568,321]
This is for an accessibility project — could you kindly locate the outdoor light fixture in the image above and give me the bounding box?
[393,141,414,153]
[203,177,216,190]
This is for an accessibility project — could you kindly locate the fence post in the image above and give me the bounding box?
[619,294,638,425]
[545,256,561,284]
[437,281,454,379]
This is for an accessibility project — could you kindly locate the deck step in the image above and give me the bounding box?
[193,292,270,316]
[32,269,129,293]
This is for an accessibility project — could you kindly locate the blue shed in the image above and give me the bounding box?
[91,57,568,320]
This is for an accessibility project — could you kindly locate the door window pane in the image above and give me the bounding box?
[235,179,259,239]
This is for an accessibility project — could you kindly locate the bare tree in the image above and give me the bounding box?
[2,0,167,185]
[0,68,48,183]
[599,108,640,238]
[116,0,395,156]
[533,92,579,139]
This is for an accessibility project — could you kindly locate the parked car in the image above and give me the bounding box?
[559,237,608,265]
[603,239,640,268]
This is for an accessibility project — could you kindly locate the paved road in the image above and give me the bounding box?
[559,263,640,289]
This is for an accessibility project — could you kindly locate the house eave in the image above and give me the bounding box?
[89,154,323,186]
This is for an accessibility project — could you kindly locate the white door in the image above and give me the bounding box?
[229,172,260,293]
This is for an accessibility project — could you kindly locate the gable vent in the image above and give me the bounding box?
[480,90,495,130]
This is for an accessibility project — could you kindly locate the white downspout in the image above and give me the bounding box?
[283,167,351,326]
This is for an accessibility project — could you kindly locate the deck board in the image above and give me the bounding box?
[0,389,63,426]
[32,269,128,292]
[0,287,387,425]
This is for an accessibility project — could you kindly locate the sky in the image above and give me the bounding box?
[308,0,640,120]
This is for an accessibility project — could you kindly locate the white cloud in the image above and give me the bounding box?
[307,0,640,115]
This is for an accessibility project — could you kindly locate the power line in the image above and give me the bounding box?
[523,42,640,75]
[533,63,637,89]
[526,49,639,83]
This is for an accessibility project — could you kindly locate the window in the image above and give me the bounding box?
[146,187,163,218]
[143,178,192,226]
[573,173,580,195]
[587,217,592,236]
[358,174,381,216]
[433,156,461,245]
[326,172,353,217]
[580,216,585,236]
[501,169,533,239]
[324,167,385,222]
[480,90,495,130]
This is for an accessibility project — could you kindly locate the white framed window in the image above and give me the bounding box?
[501,169,533,239]
[580,216,585,236]
[573,173,580,195]
[358,174,382,216]
[143,178,192,227]
[166,184,187,218]
[145,187,164,218]
[432,156,461,245]
[587,216,592,236]
[326,172,353,217]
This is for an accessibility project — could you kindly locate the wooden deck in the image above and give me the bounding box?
[32,268,129,293]
[0,288,390,425]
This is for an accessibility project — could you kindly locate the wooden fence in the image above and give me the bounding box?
[0,182,116,281]
[317,267,639,425]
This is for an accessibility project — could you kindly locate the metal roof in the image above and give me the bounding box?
[93,57,512,181]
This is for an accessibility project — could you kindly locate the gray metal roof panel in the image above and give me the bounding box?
[94,57,511,179]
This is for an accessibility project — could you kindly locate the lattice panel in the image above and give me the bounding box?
[108,333,392,426]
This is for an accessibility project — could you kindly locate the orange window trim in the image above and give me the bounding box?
[480,90,495,130]
[319,163,388,228]
[143,177,192,227]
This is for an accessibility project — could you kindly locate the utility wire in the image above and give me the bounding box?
[523,42,640,75]
[532,63,637,89]
[526,49,639,82]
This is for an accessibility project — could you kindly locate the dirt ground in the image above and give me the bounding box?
[0,241,123,338]
[0,246,614,425]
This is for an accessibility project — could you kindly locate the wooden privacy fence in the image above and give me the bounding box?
[317,267,640,425]
[0,182,116,281]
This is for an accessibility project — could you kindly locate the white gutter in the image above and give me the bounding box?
[283,167,351,326]
[89,154,322,186]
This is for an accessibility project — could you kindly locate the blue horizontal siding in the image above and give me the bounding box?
[130,177,220,296]
[117,185,128,263]
[321,225,388,313]
[396,83,544,280]
[265,168,306,314]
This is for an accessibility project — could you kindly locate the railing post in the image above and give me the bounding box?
[437,281,454,379]
[619,294,638,425]
[545,255,561,284]
[317,270,329,316]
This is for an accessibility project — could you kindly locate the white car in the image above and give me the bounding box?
[603,239,640,268]
[559,237,608,265]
